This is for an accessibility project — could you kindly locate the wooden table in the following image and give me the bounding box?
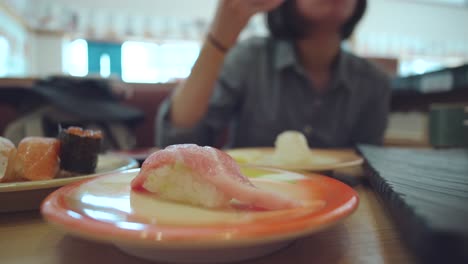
[0,184,417,264]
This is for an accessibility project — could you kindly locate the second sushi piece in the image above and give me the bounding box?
[59,127,102,174]
[4,137,61,182]
[131,144,300,210]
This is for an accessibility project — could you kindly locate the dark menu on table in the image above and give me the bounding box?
[358,145,468,264]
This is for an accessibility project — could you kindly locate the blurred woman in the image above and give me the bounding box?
[157,0,390,148]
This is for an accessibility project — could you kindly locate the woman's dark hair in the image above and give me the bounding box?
[267,0,367,40]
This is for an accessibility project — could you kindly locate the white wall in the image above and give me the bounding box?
[34,0,218,19]
[36,0,468,43]
[355,0,468,58]
[5,0,468,77]
[360,0,468,41]
[29,33,64,77]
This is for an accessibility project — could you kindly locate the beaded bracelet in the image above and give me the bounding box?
[207,33,229,53]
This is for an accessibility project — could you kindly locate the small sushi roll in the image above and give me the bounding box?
[0,137,16,182]
[132,144,300,210]
[10,137,61,181]
[59,127,102,174]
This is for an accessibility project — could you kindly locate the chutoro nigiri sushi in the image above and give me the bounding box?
[131,144,300,210]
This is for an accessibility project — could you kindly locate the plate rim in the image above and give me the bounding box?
[0,154,139,192]
[41,167,359,249]
[108,147,160,160]
[226,147,364,171]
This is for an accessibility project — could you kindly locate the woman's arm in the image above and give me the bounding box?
[170,0,284,128]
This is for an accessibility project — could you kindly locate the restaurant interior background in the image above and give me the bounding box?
[1,2,467,263]
[1,0,468,148]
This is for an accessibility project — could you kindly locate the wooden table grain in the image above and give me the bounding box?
[0,185,417,264]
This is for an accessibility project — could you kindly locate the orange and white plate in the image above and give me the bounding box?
[0,154,138,212]
[226,147,364,172]
[41,166,359,263]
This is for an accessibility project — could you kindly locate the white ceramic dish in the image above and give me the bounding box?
[227,147,364,172]
[0,154,138,212]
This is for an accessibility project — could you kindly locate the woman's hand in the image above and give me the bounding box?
[210,0,285,50]
[169,0,284,129]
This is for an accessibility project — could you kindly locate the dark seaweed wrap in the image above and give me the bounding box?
[59,130,101,174]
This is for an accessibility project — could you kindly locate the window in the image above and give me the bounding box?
[121,41,159,83]
[398,57,466,76]
[99,54,111,78]
[0,36,10,77]
[153,41,200,83]
[121,40,200,83]
[63,39,201,83]
[63,39,88,77]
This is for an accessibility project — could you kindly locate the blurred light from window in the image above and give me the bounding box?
[399,59,447,76]
[121,41,159,83]
[64,39,88,77]
[99,53,111,78]
[122,40,200,83]
[0,37,9,77]
[156,42,200,82]
[413,59,431,74]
